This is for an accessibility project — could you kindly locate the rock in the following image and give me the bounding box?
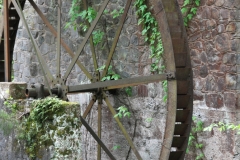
[199,65,208,78]
[226,22,237,33]
[201,6,212,19]
[119,35,130,47]
[226,73,237,89]
[206,0,215,5]
[194,90,204,101]
[223,53,236,65]
[0,82,27,99]
[205,93,223,108]
[224,92,236,109]
[215,33,230,53]
[215,0,224,6]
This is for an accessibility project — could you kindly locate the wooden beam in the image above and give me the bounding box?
[4,0,11,82]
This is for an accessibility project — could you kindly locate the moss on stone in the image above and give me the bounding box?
[18,97,81,159]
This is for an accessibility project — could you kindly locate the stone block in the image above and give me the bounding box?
[199,65,208,78]
[0,82,27,99]
[226,22,237,33]
[206,0,215,5]
[201,6,211,19]
[224,92,236,109]
[214,33,230,53]
[231,39,240,52]
[223,53,236,65]
[206,93,223,108]
[226,73,237,90]
[211,8,219,19]
[193,90,204,101]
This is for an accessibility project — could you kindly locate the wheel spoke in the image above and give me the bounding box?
[80,116,116,160]
[103,93,142,160]
[63,0,110,81]
[68,74,167,93]
[13,0,53,95]
[56,0,61,77]
[101,0,132,79]
[97,98,102,160]
[3,0,10,82]
[82,96,97,119]
[28,0,93,80]
[83,0,99,74]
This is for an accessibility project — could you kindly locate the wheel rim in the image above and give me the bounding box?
[1,0,193,159]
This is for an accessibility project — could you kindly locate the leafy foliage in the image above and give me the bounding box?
[162,80,168,102]
[146,117,153,122]
[19,97,65,158]
[114,106,131,118]
[135,0,167,102]
[181,0,200,26]
[0,0,2,9]
[134,0,164,73]
[113,145,121,150]
[204,122,240,134]
[125,86,132,97]
[97,65,121,81]
[65,0,97,31]
[111,8,124,19]
[93,30,104,46]
[186,116,205,160]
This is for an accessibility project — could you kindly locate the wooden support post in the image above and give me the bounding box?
[4,0,11,82]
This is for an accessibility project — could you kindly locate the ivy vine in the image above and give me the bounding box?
[187,116,206,160]
[181,0,200,26]
[0,0,2,9]
[134,0,164,73]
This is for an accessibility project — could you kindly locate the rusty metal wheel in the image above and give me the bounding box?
[1,0,193,159]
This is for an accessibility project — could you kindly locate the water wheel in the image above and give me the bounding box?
[0,0,193,159]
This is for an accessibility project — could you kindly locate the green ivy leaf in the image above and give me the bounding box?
[181,7,188,13]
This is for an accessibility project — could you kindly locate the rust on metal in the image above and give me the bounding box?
[4,0,10,82]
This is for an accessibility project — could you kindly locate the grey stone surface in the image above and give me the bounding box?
[11,0,165,159]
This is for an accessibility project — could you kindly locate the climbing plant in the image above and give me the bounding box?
[186,116,206,160]
[134,0,164,73]
[204,122,240,134]
[181,0,201,26]
[0,0,2,9]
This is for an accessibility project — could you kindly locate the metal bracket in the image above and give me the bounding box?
[166,71,176,80]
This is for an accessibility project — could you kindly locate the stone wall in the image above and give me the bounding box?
[179,0,240,159]
[11,0,166,159]
[8,0,240,159]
